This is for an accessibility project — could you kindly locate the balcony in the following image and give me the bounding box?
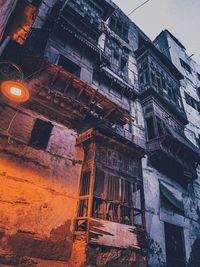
[55,0,114,41]
[76,124,145,156]
[24,61,133,130]
[147,133,200,184]
[63,0,115,22]
[136,39,188,124]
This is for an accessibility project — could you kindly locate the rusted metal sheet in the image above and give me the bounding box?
[89,218,144,250]
[0,0,18,41]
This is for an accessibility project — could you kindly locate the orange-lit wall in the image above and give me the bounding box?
[0,102,86,266]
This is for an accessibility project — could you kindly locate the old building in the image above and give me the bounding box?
[147,30,200,267]
[0,1,199,267]
[0,1,148,266]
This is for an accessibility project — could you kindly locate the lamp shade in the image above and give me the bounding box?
[1,80,29,103]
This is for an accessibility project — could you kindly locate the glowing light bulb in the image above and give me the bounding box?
[10,87,22,96]
[1,81,29,102]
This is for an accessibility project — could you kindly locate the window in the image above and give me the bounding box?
[58,55,81,78]
[92,168,144,226]
[151,71,156,84]
[197,72,200,81]
[165,223,186,267]
[197,87,200,98]
[180,58,191,74]
[109,16,129,42]
[185,92,200,111]
[120,57,127,72]
[29,119,53,149]
[156,117,165,136]
[113,49,120,67]
[156,75,162,88]
[144,70,150,84]
[105,38,129,79]
[161,77,166,91]
[145,116,156,140]
[196,134,200,148]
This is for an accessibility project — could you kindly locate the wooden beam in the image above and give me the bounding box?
[102,107,116,121]
[51,66,62,85]
[64,76,73,94]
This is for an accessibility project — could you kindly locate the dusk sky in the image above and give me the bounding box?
[112,0,200,64]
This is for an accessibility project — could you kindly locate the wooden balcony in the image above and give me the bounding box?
[140,85,188,125]
[55,0,114,41]
[76,124,145,156]
[146,134,200,183]
[22,62,134,130]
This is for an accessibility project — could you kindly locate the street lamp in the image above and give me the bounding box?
[1,80,30,102]
[0,61,30,103]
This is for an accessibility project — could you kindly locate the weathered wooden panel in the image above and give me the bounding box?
[89,218,142,250]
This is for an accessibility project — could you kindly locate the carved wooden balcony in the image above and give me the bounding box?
[55,0,115,40]
[146,133,200,183]
[136,39,188,125]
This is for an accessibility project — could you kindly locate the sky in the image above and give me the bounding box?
[112,0,200,64]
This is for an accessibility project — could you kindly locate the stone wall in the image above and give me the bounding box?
[0,102,87,266]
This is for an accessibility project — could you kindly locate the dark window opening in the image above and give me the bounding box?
[110,16,116,27]
[162,77,167,91]
[171,89,176,102]
[157,76,162,88]
[151,71,156,84]
[165,223,186,267]
[116,20,123,33]
[156,117,165,136]
[109,16,129,41]
[121,57,127,73]
[29,119,53,150]
[105,38,129,79]
[58,55,81,78]
[185,92,200,111]
[180,58,191,74]
[168,87,172,98]
[144,70,149,84]
[113,50,120,66]
[146,116,156,140]
[139,74,144,85]
[196,134,200,148]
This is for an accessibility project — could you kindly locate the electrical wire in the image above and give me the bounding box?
[128,0,152,16]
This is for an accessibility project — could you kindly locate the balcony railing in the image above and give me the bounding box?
[146,135,199,181]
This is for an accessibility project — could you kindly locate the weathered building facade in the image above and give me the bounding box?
[0,1,199,267]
